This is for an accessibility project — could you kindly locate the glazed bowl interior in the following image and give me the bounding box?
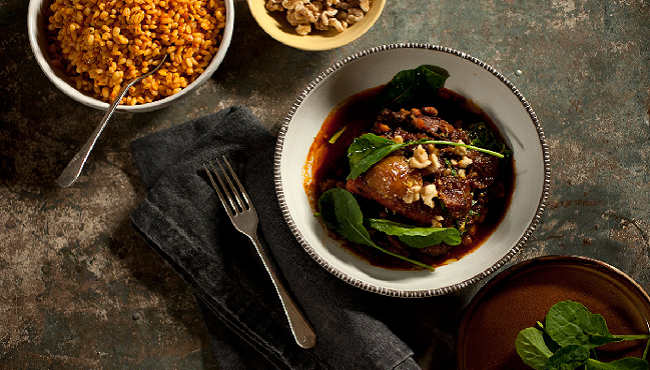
[275,44,550,297]
[27,0,234,113]
[457,255,650,369]
[246,0,386,51]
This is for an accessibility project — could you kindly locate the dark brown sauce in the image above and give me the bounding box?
[303,85,516,269]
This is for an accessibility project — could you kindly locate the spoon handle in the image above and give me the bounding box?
[57,85,127,187]
[57,54,168,188]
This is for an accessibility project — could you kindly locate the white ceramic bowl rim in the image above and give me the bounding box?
[274,43,551,297]
[27,0,234,113]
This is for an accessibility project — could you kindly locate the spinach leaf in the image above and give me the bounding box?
[516,327,555,370]
[346,133,505,180]
[545,301,622,349]
[365,218,461,247]
[347,134,406,180]
[318,188,435,271]
[466,122,512,158]
[585,358,650,370]
[518,301,650,370]
[376,65,450,108]
[318,187,376,246]
[544,345,590,370]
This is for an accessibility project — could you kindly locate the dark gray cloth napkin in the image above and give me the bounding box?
[130,106,434,370]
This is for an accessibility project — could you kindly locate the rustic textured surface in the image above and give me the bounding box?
[2,0,650,369]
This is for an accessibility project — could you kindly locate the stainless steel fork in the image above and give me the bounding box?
[203,157,317,349]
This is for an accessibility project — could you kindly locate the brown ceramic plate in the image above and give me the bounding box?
[456,255,650,370]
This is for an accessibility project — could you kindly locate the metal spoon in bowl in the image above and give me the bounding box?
[57,53,169,188]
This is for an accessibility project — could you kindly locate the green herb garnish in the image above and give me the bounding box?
[317,188,435,271]
[443,158,458,176]
[365,218,461,248]
[516,301,650,370]
[328,125,348,144]
[466,121,512,158]
[346,133,505,180]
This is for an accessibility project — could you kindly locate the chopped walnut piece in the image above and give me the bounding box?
[421,184,439,208]
[409,145,432,169]
[359,0,370,11]
[316,6,338,30]
[428,152,442,171]
[266,0,284,11]
[452,140,469,156]
[282,0,303,9]
[330,18,348,32]
[295,24,312,35]
[458,156,473,168]
[403,185,422,204]
[315,17,329,30]
[346,8,364,24]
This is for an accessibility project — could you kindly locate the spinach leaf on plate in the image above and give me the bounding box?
[317,188,435,271]
[544,345,590,370]
[376,65,450,108]
[545,301,623,349]
[317,187,373,246]
[365,218,461,248]
[516,301,650,370]
[516,327,555,370]
[347,134,405,180]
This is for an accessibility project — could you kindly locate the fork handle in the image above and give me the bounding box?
[248,234,317,349]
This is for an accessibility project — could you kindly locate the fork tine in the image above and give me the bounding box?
[214,158,248,212]
[221,156,252,209]
[203,163,235,216]
[208,160,241,214]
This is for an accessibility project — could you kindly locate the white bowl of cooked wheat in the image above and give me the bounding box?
[28,0,234,113]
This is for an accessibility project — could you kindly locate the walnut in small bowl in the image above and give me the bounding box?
[247,0,385,51]
[265,0,371,36]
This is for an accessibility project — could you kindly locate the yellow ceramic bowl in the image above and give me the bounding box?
[247,0,386,51]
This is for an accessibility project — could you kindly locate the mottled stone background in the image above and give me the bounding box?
[1,0,649,369]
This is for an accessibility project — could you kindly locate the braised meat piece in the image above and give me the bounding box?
[388,127,426,143]
[374,108,410,128]
[466,151,499,189]
[436,176,473,219]
[373,108,455,139]
[411,115,454,138]
[447,129,470,145]
[346,155,441,224]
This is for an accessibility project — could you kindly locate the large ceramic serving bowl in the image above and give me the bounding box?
[274,43,551,297]
[27,0,234,113]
